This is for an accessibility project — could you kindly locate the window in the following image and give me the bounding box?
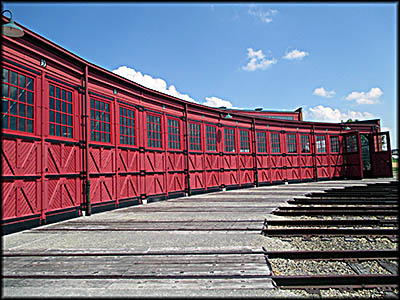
[147,113,162,148]
[346,135,358,153]
[330,136,340,153]
[168,118,180,149]
[224,128,235,152]
[256,131,267,153]
[316,135,326,153]
[240,130,250,153]
[48,84,73,138]
[189,122,201,151]
[206,125,217,151]
[2,67,34,133]
[90,98,111,142]
[120,106,135,145]
[286,134,297,153]
[270,133,280,153]
[300,135,310,153]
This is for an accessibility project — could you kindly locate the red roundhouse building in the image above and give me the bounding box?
[1,17,393,234]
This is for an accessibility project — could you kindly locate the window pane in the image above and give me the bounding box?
[2,99,8,113]
[49,124,55,135]
[62,101,67,112]
[27,91,33,104]
[56,112,61,123]
[49,97,54,109]
[62,126,67,137]
[10,101,18,115]
[62,114,67,125]
[56,87,60,99]
[26,78,34,91]
[3,69,9,83]
[18,103,25,117]
[68,103,72,114]
[56,125,61,136]
[56,99,61,111]
[49,85,54,97]
[10,86,17,100]
[67,91,72,102]
[2,83,8,98]
[2,114,9,129]
[10,116,17,130]
[49,111,55,122]
[68,127,73,138]
[62,90,66,100]
[27,120,34,133]
[68,115,72,125]
[18,118,25,131]
[18,89,26,102]
[10,71,17,85]
[18,74,26,88]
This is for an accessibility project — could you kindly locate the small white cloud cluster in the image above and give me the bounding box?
[248,6,278,23]
[242,48,277,71]
[112,66,237,109]
[283,49,309,60]
[313,87,336,98]
[304,105,374,123]
[202,96,235,108]
[345,87,383,105]
[113,66,197,103]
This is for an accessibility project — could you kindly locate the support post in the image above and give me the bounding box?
[84,65,91,215]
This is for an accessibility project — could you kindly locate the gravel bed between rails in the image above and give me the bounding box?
[269,236,398,251]
[269,258,396,276]
[281,288,399,298]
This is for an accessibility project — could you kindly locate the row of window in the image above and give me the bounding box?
[1,67,342,154]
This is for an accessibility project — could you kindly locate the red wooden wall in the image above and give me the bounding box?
[1,21,390,234]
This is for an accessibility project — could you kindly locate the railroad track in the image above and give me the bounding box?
[264,181,399,293]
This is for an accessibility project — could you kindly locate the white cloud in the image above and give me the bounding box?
[304,105,374,123]
[313,87,336,98]
[283,49,309,60]
[242,48,277,71]
[248,6,278,23]
[203,96,235,109]
[112,66,197,103]
[345,87,383,105]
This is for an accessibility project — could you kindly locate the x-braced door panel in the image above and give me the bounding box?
[1,138,40,176]
[1,180,40,220]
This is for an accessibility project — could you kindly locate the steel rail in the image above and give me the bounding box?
[262,228,398,236]
[289,199,398,205]
[264,219,398,226]
[271,274,399,288]
[276,206,397,211]
[272,209,398,216]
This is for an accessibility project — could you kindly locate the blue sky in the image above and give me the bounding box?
[3,2,397,148]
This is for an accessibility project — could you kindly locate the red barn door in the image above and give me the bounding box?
[342,131,363,179]
[370,132,393,178]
